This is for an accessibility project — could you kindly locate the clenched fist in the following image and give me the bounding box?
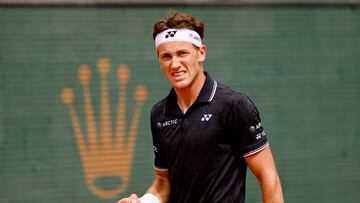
[117,193,140,203]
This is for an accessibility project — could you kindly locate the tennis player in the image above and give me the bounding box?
[117,11,284,203]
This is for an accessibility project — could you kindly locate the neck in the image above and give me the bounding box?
[174,72,206,114]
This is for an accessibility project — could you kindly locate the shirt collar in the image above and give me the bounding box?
[164,72,218,116]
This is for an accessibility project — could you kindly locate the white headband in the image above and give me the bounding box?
[155,29,202,48]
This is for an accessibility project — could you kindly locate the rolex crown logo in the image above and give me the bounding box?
[61,58,147,199]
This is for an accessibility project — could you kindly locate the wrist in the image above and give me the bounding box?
[139,193,160,203]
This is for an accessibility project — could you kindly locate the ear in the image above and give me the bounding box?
[198,45,206,63]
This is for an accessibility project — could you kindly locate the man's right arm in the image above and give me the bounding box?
[117,170,170,203]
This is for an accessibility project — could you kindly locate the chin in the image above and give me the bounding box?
[171,80,191,89]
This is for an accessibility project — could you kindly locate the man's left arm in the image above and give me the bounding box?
[245,145,284,203]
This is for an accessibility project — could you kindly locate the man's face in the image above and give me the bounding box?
[157,41,206,90]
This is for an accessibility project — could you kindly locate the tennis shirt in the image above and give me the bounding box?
[150,72,269,203]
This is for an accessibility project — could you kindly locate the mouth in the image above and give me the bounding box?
[171,71,186,79]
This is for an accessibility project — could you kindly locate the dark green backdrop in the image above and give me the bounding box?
[0,7,359,203]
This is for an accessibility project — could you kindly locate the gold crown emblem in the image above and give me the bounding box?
[61,58,147,199]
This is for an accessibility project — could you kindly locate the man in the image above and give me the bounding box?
[118,11,284,203]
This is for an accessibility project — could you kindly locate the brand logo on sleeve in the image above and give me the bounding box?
[249,123,266,140]
[249,123,262,132]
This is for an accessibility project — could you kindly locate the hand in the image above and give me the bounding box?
[117,193,141,203]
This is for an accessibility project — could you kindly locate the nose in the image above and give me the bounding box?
[169,56,181,69]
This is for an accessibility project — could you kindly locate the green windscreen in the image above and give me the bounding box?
[0,7,359,203]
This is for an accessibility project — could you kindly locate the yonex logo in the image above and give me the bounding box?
[165,30,177,38]
[201,114,212,122]
[256,134,262,139]
[256,131,266,140]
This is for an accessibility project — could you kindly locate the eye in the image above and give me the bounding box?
[160,54,171,61]
[178,51,189,57]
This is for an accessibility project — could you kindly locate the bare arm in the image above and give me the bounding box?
[245,146,284,203]
[146,170,170,202]
[117,170,170,203]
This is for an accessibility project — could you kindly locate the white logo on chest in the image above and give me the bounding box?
[157,119,178,128]
[201,114,212,122]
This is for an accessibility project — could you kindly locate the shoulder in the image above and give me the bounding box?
[213,82,260,122]
[215,82,256,107]
[150,96,168,118]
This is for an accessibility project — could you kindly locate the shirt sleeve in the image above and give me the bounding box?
[150,109,169,171]
[228,95,269,158]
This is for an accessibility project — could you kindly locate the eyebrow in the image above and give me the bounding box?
[159,48,190,56]
[158,52,171,57]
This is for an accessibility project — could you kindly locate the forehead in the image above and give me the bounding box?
[157,41,196,54]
